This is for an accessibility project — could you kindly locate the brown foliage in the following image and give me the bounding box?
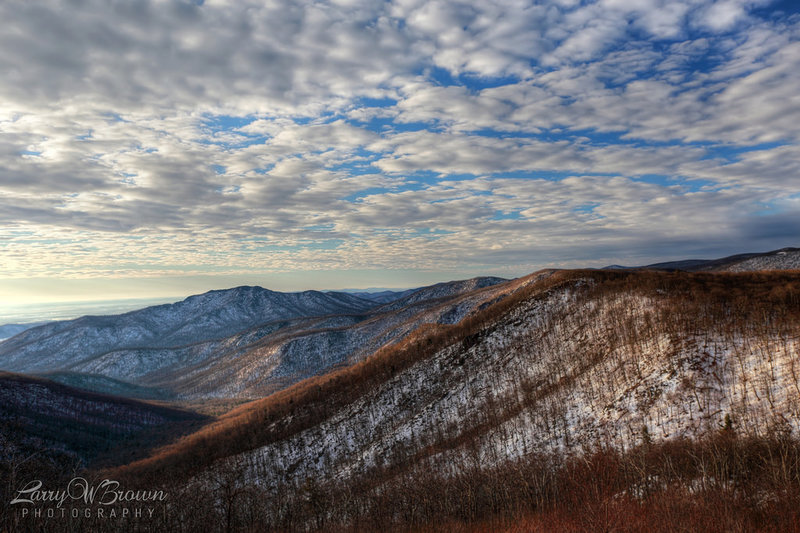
[111,269,800,485]
[90,269,800,532]
[108,270,574,483]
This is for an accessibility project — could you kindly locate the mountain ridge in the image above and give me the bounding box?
[0,277,510,400]
[1,260,799,531]
[108,268,800,532]
[603,246,800,272]
[0,286,377,369]
[0,371,207,469]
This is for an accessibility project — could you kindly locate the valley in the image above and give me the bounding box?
[1,249,799,532]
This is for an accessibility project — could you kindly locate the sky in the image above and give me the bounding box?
[1,0,799,309]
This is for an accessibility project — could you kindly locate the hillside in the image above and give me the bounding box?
[0,372,206,469]
[106,269,800,531]
[142,275,517,399]
[719,248,800,272]
[0,278,509,400]
[606,246,800,272]
[0,287,376,372]
[0,323,47,342]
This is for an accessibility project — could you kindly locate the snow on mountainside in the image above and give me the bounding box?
[0,278,509,399]
[152,276,517,399]
[337,289,418,304]
[120,269,799,523]
[606,246,800,272]
[374,276,508,312]
[721,248,800,272]
[0,286,376,373]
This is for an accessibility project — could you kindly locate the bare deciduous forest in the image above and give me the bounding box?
[3,270,800,532]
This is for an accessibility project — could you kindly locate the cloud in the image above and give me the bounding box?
[699,0,751,31]
[0,0,798,290]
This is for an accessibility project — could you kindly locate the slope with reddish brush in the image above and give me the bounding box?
[95,269,800,532]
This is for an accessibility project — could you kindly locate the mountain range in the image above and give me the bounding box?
[112,266,800,532]
[1,247,799,532]
[0,277,508,399]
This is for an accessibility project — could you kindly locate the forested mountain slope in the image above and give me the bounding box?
[111,269,799,531]
[0,278,509,399]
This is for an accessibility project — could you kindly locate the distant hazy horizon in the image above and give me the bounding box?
[0,297,187,326]
[0,284,423,326]
[5,243,800,325]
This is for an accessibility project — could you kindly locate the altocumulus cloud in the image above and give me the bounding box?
[0,0,799,284]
